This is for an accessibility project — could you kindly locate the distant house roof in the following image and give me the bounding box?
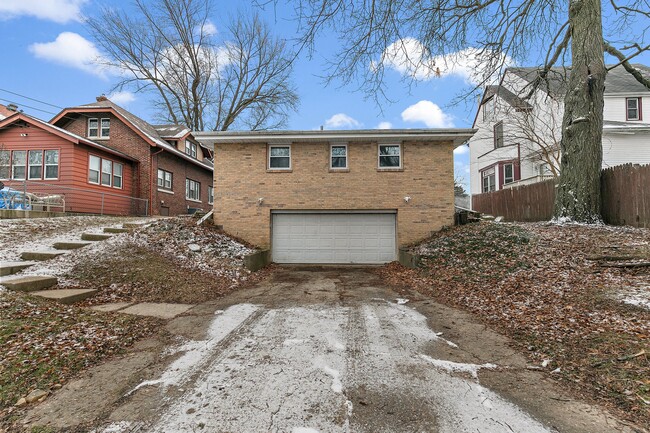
[51,98,213,171]
[0,112,138,161]
[507,63,650,97]
[0,103,18,119]
[482,85,533,110]
[153,124,190,139]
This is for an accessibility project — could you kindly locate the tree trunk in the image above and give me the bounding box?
[553,0,606,223]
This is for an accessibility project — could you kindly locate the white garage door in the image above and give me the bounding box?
[272,212,397,264]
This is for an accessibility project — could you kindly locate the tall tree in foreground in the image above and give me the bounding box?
[292,0,650,222]
[86,0,298,131]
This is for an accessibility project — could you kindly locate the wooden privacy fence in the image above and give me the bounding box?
[472,163,650,228]
[601,164,650,228]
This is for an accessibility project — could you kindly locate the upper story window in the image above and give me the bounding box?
[185,141,197,158]
[493,121,504,148]
[330,144,348,169]
[378,144,401,168]
[626,97,642,121]
[483,97,495,121]
[268,145,291,170]
[88,118,110,138]
[503,163,514,184]
[157,169,173,190]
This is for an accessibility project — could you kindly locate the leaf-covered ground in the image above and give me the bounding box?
[379,222,650,427]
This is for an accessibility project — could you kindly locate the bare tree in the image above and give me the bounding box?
[290,0,650,223]
[86,0,298,131]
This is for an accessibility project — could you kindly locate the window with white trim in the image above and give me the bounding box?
[503,163,514,184]
[208,186,214,204]
[113,163,123,189]
[101,118,110,138]
[101,159,112,186]
[89,155,101,184]
[494,121,504,148]
[186,178,201,201]
[11,150,26,180]
[482,167,496,193]
[268,145,291,169]
[0,150,9,180]
[28,150,43,180]
[627,97,642,121]
[88,118,99,137]
[330,144,348,169]
[378,144,401,168]
[157,169,173,190]
[185,141,197,158]
[44,150,59,179]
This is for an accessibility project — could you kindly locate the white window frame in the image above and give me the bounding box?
[330,143,348,169]
[100,118,110,138]
[186,178,201,202]
[157,169,173,190]
[208,186,214,204]
[27,150,43,180]
[11,150,26,180]
[503,163,514,184]
[0,150,10,180]
[378,143,402,169]
[482,167,496,193]
[268,144,291,170]
[113,162,123,189]
[626,97,641,121]
[44,150,59,180]
[101,159,112,186]
[88,155,101,184]
[185,141,197,158]
[88,118,99,138]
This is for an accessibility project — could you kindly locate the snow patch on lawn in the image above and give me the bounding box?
[292,428,320,433]
[622,295,650,310]
[420,354,498,379]
[313,358,343,393]
[129,303,260,393]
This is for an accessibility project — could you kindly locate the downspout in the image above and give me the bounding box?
[150,148,164,216]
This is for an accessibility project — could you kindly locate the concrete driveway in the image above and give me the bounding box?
[25,268,636,433]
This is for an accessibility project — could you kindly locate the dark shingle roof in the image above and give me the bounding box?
[483,85,533,110]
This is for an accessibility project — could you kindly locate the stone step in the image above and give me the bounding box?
[81,233,113,241]
[53,241,92,250]
[122,223,145,229]
[21,251,65,261]
[30,289,98,305]
[1,275,58,292]
[0,261,36,276]
[103,227,130,234]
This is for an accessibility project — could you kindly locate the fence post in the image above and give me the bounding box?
[101,193,104,215]
[23,180,27,210]
[145,200,149,217]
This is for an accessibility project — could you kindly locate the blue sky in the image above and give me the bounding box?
[1,0,648,194]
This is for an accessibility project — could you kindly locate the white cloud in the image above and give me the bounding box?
[108,91,135,106]
[201,21,218,37]
[0,0,87,23]
[324,113,361,129]
[29,32,112,78]
[377,121,392,129]
[376,38,512,85]
[454,144,469,155]
[401,100,454,128]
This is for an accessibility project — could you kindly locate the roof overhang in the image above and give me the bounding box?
[194,129,477,149]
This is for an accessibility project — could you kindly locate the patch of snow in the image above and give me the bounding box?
[283,338,306,346]
[313,359,343,393]
[292,428,320,433]
[420,354,497,379]
[622,295,650,310]
[90,421,133,433]
[129,303,260,393]
[395,298,409,304]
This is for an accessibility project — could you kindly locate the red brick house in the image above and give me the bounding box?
[49,97,214,216]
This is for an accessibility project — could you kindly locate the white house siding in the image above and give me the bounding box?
[602,130,650,167]
[604,95,646,122]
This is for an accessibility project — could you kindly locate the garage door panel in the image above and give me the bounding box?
[272,213,396,264]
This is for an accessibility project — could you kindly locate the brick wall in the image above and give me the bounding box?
[213,140,455,248]
[155,151,213,215]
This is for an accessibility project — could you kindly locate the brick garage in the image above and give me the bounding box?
[197,129,474,264]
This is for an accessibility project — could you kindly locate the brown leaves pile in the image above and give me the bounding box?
[379,222,650,426]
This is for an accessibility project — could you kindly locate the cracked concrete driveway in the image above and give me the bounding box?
[24,268,638,433]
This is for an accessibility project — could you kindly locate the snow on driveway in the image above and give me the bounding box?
[125,301,553,433]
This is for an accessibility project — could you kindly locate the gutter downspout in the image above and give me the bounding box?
[150,148,164,216]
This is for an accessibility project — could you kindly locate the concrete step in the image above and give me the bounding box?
[21,251,65,261]
[122,223,145,229]
[30,288,98,305]
[103,227,130,234]
[53,241,92,250]
[81,233,112,241]
[0,261,37,276]
[1,275,58,292]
